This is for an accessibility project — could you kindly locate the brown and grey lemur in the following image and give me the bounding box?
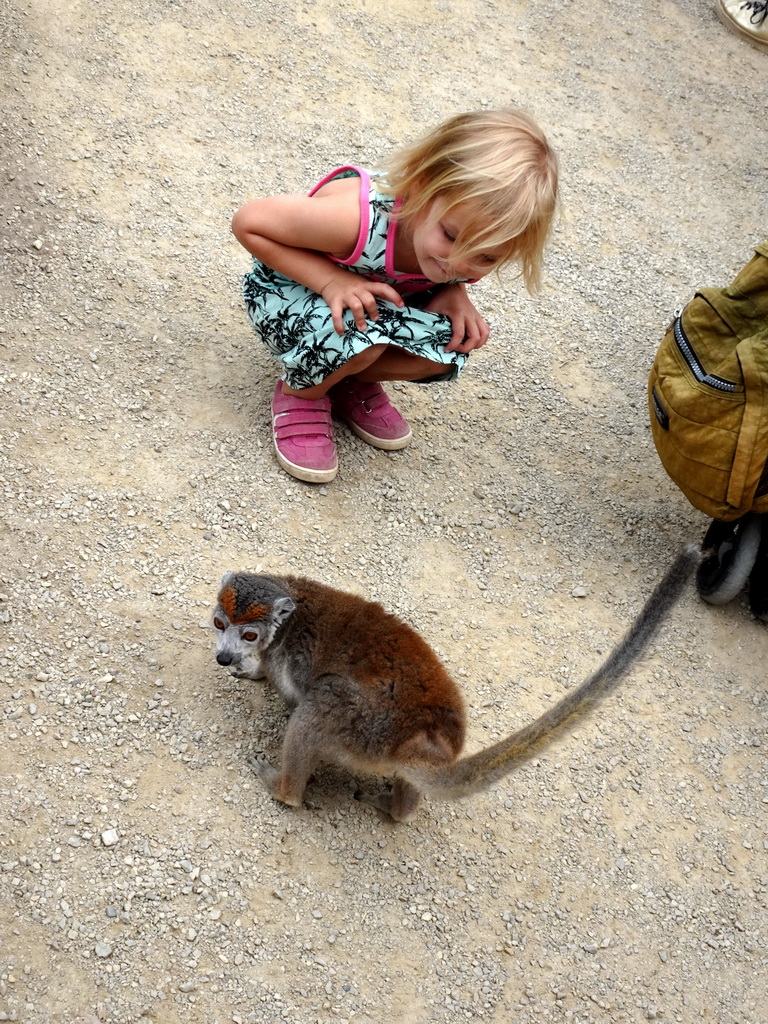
[213,546,699,822]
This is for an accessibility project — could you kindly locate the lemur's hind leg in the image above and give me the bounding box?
[366,776,423,822]
[250,703,323,807]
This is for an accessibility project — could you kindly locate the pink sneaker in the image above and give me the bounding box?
[271,381,338,483]
[329,378,412,450]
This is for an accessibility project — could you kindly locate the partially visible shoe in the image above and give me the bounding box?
[329,378,413,451]
[717,0,768,51]
[271,381,338,483]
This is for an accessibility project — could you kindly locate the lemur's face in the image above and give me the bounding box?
[213,573,295,678]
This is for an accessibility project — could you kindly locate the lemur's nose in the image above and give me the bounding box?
[216,652,233,666]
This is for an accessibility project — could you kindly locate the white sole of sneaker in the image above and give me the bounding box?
[273,443,338,483]
[345,421,413,451]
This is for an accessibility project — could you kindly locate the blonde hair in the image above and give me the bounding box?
[382,109,559,293]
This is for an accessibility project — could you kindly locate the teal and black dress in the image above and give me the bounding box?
[242,165,471,390]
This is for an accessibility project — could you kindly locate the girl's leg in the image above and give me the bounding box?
[271,342,445,482]
[246,269,463,476]
[280,344,446,399]
[280,344,388,399]
[245,262,464,397]
[282,345,448,453]
[351,346,448,384]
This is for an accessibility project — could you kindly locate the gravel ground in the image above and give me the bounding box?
[1,1,767,1022]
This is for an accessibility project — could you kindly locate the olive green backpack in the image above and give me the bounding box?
[648,242,768,522]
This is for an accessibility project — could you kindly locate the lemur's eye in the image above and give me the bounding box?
[242,631,258,642]
[213,617,225,631]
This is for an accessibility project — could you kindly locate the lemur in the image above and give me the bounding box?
[213,546,699,822]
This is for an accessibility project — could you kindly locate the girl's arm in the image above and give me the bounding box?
[232,188,403,334]
[424,283,491,352]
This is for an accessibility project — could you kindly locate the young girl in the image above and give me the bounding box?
[232,109,559,483]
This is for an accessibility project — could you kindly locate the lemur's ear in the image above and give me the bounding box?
[219,571,235,587]
[273,596,296,624]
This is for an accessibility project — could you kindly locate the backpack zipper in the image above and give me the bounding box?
[673,309,738,393]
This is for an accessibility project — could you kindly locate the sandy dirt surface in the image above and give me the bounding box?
[1,1,767,1022]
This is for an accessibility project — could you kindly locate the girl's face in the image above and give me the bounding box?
[410,198,506,282]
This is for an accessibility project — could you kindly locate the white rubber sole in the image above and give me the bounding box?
[273,443,338,483]
[345,420,413,451]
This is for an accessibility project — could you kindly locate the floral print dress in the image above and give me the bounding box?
[242,166,470,390]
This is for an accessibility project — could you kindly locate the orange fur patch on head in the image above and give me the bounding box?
[217,585,239,621]
[217,584,270,625]
[232,603,269,625]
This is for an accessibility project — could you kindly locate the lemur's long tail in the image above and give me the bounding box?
[405,545,700,799]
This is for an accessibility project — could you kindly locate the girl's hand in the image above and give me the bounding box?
[320,274,404,335]
[424,284,491,353]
